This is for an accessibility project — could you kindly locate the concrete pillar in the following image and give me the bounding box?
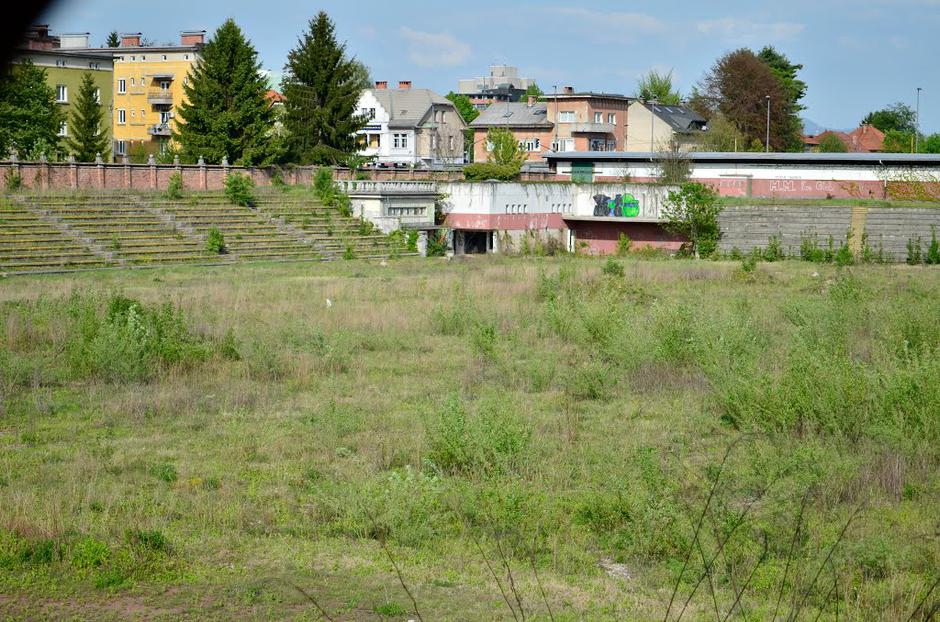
[68,155,78,189]
[148,154,157,189]
[198,156,207,190]
[122,156,131,189]
[95,153,105,189]
[39,153,49,191]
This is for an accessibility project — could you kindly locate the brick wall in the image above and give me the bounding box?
[0,160,554,191]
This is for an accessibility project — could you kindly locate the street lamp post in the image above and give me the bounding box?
[915,87,922,153]
[649,99,657,152]
[765,95,771,153]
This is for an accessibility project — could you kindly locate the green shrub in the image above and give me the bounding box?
[4,168,22,191]
[907,235,923,265]
[206,227,226,254]
[740,253,758,272]
[927,227,940,265]
[406,230,419,253]
[165,172,183,200]
[425,394,530,477]
[224,172,255,206]
[375,602,407,616]
[149,462,178,483]
[762,235,784,262]
[463,162,521,181]
[426,230,448,257]
[617,232,632,256]
[470,321,498,360]
[126,529,169,554]
[601,257,625,277]
[342,245,355,260]
[71,537,110,570]
[64,293,213,382]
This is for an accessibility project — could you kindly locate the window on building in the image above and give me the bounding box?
[118,79,126,94]
[162,55,167,61]
[116,140,126,155]
[521,138,541,152]
[94,88,101,104]
[118,109,126,124]
[160,111,170,124]
[160,80,170,90]
[431,134,437,149]
[448,135,455,151]
[131,56,135,61]
[131,110,135,118]
[608,113,616,124]
[393,133,408,149]
[140,77,146,86]
[551,138,574,152]
[594,112,602,123]
[130,78,135,86]
[558,111,575,122]
[55,85,67,103]
[140,109,146,118]
[607,140,616,151]
[58,121,67,137]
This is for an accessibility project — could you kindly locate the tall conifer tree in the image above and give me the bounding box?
[0,60,63,158]
[67,72,109,161]
[174,19,275,165]
[281,12,366,164]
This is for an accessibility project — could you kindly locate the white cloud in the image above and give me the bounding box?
[547,7,666,33]
[399,27,471,67]
[696,17,805,44]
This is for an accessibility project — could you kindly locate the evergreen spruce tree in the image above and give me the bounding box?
[281,11,366,164]
[173,19,275,165]
[0,60,63,159]
[105,31,120,47]
[67,72,109,161]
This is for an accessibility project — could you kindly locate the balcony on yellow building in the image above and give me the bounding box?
[148,123,172,137]
[147,88,174,106]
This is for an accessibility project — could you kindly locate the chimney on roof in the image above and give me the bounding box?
[375,80,388,89]
[180,30,205,46]
[563,86,574,95]
[527,95,536,107]
[398,80,412,90]
[120,33,142,47]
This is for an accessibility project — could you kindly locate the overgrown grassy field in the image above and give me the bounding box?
[1,256,939,620]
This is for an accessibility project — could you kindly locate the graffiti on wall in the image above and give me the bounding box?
[592,193,640,217]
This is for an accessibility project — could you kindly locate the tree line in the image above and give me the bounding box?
[636,48,938,154]
[0,12,371,165]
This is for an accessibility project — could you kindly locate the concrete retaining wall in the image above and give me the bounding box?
[718,205,940,261]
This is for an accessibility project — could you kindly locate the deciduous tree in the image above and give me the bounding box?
[817,133,848,153]
[636,69,681,105]
[691,49,791,151]
[486,127,526,168]
[281,11,366,164]
[661,182,722,258]
[757,46,806,151]
[520,83,544,101]
[66,72,109,161]
[174,19,275,165]
[446,91,479,162]
[862,103,917,133]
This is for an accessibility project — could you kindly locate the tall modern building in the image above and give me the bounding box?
[457,65,535,110]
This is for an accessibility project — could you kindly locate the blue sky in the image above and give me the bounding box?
[42,0,940,133]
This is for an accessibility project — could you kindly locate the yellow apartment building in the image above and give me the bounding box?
[110,31,204,159]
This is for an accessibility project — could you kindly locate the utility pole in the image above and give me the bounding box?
[915,87,922,153]
[553,84,558,151]
[765,95,771,153]
[649,99,657,153]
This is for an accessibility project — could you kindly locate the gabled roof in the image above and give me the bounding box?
[644,103,706,132]
[847,124,884,152]
[368,88,456,129]
[470,102,552,128]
